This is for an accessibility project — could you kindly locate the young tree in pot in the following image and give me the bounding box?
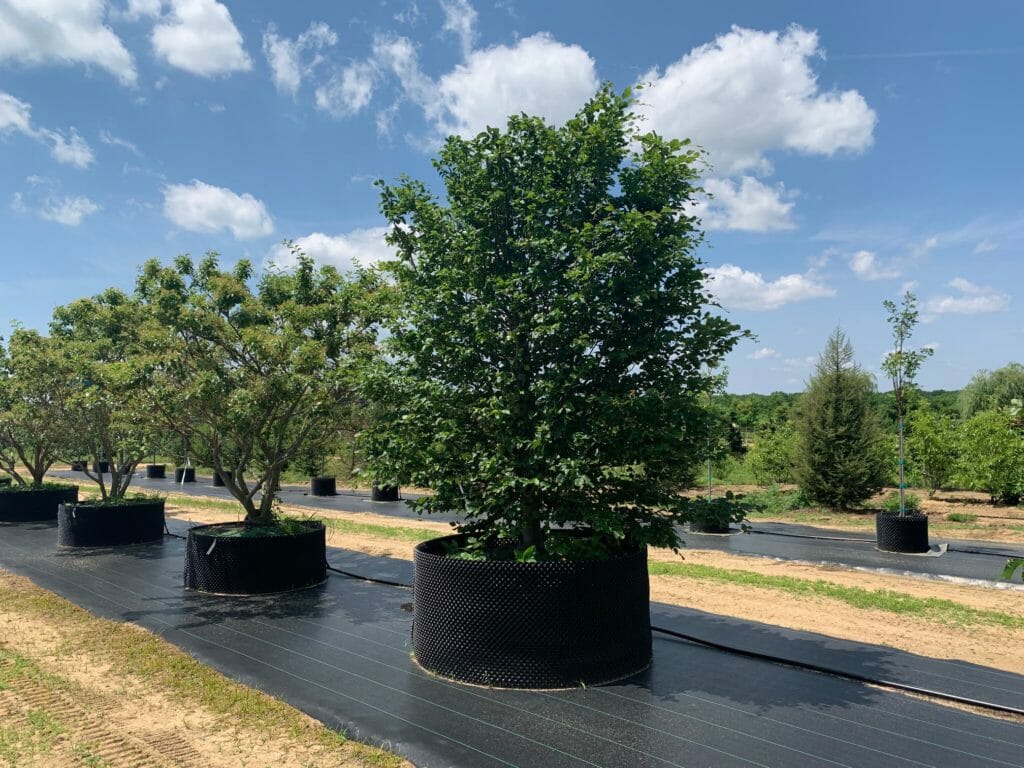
[48,290,165,545]
[878,292,933,553]
[0,330,79,521]
[363,85,745,688]
[136,250,382,593]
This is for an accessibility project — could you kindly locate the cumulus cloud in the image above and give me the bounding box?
[262,21,337,96]
[315,61,379,117]
[700,176,796,231]
[924,277,1009,316]
[748,347,779,360]
[705,264,835,310]
[40,195,101,226]
[152,0,252,77]
[440,0,478,58]
[0,92,94,168]
[639,25,876,174]
[163,180,273,239]
[0,0,137,85]
[436,33,599,137]
[848,250,900,280]
[268,228,394,272]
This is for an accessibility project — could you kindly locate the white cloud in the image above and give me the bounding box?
[0,92,94,168]
[163,180,273,239]
[639,25,876,174]
[911,235,938,257]
[440,0,478,58]
[262,21,337,96]
[117,0,162,21]
[848,249,900,280]
[0,0,137,85]
[99,129,141,155]
[436,32,599,137]
[705,264,835,310]
[748,347,778,360]
[152,0,251,77]
[42,127,95,168]
[973,239,998,254]
[315,61,378,117]
[924,277,1010,316]
[701,176,796,231]
[268,228,393,272]
[40,195,100,226]
[374,35,440,118]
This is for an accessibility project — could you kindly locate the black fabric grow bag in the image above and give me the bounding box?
[145,464,166,479]
[412,533,652,689]
[212,471,232,487]
[70,461,87,471]
[92,461,109,474]
[58,499,165,547]
[183,521,327,594]
[174,467,196,483]
[0,486,78,522]
[876,511,930,553]
[689,520,732,534]
[371,483,400,502]
[310,476,336,496]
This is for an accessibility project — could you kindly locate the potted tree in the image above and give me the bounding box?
[877,293,934,553]
[0,330,79,521]
[136,249,381,594]
[363,86,744,688]
[49,290,165,547]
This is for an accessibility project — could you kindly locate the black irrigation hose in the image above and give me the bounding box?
[948,545,1024,559]
[650,624,1024,718]
[325,563,413,590]
[163,523,187,540]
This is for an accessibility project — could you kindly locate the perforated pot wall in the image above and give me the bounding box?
[145,464,166,479]
[174,467,196,483]
[876,511,930,553]
[183,521,326,595]
[92,461,109,474]
[371,484,400,502]
[58,499,165,547]
[310,476,336,496]
[689,520,732,534]
[412,533,652,689]
[0,486,78,522]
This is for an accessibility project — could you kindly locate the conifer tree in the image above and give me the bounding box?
[795,328,887,509]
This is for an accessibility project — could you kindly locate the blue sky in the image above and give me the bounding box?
[1,0,1022,393]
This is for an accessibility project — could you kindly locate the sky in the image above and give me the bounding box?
[1,0,1022,394]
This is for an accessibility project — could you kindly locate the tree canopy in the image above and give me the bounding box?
[362,85,745,554]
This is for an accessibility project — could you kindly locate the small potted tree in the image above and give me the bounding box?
[877,292,933,553]
[364,86,744,688]
[49,290,165,547]
[0,330,79,521]
[137,249,381,594]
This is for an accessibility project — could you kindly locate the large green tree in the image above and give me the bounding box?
[136,251,381,523]
[959,363,1024,418]
[362,85,745,554]
[795,328,887,509]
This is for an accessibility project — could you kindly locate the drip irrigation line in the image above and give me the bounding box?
[748,529,872,543]
[325,563,413,590]
[948,545,1024,559]
[650,624,1024,718]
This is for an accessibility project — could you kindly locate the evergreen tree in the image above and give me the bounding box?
[795,328,887,509]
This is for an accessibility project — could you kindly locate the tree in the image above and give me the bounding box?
[881,292,933,515]
[959,363,1024,418]
[49,289,153,501]
[905,405,957,497]
[746,420,797,486]
[363,85,745,555]
[955,410,1024,505]
[136,251,381,524]
[0,329,74,486]
[795,328,887,509]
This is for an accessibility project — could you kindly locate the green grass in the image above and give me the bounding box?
[648,561,1024,629]
[947,512,979,523]
[319,516,439,543]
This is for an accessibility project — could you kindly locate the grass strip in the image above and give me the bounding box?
[318,516,439,543]
[0,573,404,768]
[648,561,1024,630]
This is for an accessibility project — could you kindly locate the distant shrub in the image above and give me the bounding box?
[947,512,978,523]
[881,491,921,514]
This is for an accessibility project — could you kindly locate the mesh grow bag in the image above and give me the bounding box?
[212,471,232,487]
[412,533,652,689]
[876,512,930,553]
[174,467,196,483]
[371,484,400,502]
[689,520,732,534]
[58,499,165,547]
[92,461,109,474]
[0,486,78,522]
[183,521,327,594]
[310,476,337,496]
[145,464,166,479]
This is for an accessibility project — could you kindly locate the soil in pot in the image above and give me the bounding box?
[412,532,652,689]
[310,476,336,496]
[57,498,165,547]
[183,520,326,594]
[174,467,196,483]
[876,511,930,553]
[145,464,166,479]
[371,483,400,502]
[0,484,78,523]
